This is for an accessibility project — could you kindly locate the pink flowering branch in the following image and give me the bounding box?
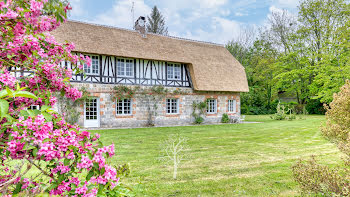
[0,0,124,196]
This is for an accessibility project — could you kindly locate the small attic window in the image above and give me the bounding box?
[84,55,99,75]
[167,63,181,80]
[117,58,134,77]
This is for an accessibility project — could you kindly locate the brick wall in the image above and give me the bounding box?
[70,83,241,128]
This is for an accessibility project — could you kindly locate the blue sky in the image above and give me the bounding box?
[68,0,299,44]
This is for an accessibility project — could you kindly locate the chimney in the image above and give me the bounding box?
[134,16,146,38]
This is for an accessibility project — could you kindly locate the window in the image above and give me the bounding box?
[206,99,217,114]
[117,59,134,77]
[167,63,181,80]
[116,99,132,115]
[84,55,99,75]
[29,105,40,110]
[85,99,98,120]
[228,100,236,113]
[166,99,179,114]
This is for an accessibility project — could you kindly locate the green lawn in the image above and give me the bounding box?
[92,115,343,196]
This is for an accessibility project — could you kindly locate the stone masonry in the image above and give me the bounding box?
[72,83,241,128]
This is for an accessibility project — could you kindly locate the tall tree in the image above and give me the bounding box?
[147,6,168,35]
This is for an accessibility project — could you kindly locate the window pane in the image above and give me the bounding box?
[116,99,132,115]
[117,59,125,76]
[174,65,181,79]
[166,98,178,114]
[207,99,216,113]
[167,64,174,79]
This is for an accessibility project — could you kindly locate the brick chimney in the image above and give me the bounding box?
[134,16,146,38]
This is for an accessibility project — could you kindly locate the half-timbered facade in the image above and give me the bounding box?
[50,20,249,128]
[67,55,192,87]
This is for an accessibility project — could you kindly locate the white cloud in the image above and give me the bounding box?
[79,0,297,44]
[196,0,228,8]
[69,0,86,17]
[175,17,242,44]
[274,0,299,9]
[93,0,151,29]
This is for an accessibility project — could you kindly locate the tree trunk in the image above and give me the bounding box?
[173,155,177,179]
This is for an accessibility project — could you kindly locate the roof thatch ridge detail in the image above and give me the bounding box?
[67,20,224,47]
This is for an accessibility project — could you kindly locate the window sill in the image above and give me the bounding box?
[115,115,133,119]
[206,113,218,116]
[165,114,180,117]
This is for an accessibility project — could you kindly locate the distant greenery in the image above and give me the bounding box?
[146,6,168,35]
[227,0,350,114]
[92,115,340,196]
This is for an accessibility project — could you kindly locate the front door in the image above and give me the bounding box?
[84,98,100,128]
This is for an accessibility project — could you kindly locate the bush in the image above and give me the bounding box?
[192,101,206,124]
[270,102,287,120]
[221,113,230,123]
[194,116,204,124]
[292,81,350,195]
[305,99,326,114]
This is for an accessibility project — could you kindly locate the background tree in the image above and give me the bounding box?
[146,6,168,35]
[227,0,350,114]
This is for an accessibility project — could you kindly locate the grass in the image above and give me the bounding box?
[92,115,343,196]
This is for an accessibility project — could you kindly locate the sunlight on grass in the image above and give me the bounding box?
[92,115,341,196]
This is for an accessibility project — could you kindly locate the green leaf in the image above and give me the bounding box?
[5,87,13,97]
[13,91,37,100]
[42,112,52,122]
[32,148,38,157]
[0,90,8,99]
[58,174,64,183]
[64,158,70,166]
[20,110,29,117]
[13,182,22,194]
[86,170,94,181]
[98,184,105,195]
[46,182,58,192]
[0,99,9,117]
[41,105,50,112]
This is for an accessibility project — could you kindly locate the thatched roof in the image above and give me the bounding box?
[52,21,248,92]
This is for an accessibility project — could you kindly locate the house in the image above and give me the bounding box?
[50,19,249,128]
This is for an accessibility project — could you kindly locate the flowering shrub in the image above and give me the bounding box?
[0,0,127,196]
[292,81,350,196]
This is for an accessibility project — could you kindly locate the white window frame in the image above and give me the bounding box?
[29,105,40,110]
[166,98,179,114]
[167,63,181,80]
[117,58,134,77]
[116,99,132,115]
[84,55,99,75]
[228,100,237,113]
[206,99,217,114]
[85,98,99,120]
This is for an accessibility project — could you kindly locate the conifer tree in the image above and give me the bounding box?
[147,6,168,35]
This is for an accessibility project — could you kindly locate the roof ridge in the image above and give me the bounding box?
[67,19,224,47]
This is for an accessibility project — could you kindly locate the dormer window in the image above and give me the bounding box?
[84,55,99,75]
[117,58,134,77]
[167,63,181,80]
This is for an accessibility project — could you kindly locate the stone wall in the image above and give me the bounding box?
[70,83,241,128]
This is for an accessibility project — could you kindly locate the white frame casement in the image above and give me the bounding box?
[84,98,100,128]
[167,63,181,80]
[116,99,132,115]
[206,99,217,114]
[228,100,237,113]
[29,105,40,110]
[84,55,99,75]
[166,98,179,114]
[117,58,134,77]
